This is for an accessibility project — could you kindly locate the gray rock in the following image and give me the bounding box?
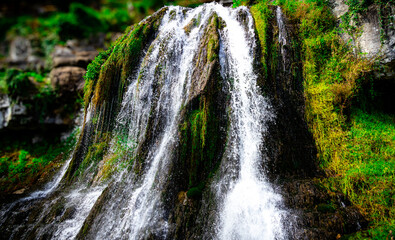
[51,46,97,68]
[330,0,395,65]
[9,37,31,62]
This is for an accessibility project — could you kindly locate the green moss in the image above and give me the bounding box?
[232,0,254,8]
[2,69,37,99]
[250,1,272,79]
[84,9,165,108]
[205,14,220,62]
[344,221,395,240]
[76,134,110,177]
[187,182,205,199]
[317,202,337,213]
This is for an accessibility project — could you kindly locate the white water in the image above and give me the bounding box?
[94,5,219,239]
[52,186,104,240]
[87,4,286,239]
[0,4,289,239]
[213,5,286,240]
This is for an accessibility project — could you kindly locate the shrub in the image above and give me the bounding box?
[4,69,37,99]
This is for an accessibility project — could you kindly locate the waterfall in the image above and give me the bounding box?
[0,3,288,239]
[212,5,286,240]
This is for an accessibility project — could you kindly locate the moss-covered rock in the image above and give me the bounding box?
[64,8,167,183]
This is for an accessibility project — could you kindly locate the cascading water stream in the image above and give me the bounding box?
[92,6,220,239]
[211,5,286,240]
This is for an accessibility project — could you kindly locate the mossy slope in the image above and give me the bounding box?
[64,8,167,183]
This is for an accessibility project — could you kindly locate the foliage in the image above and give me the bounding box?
[0,129,78,193]
[83,9,165,108]
[232,0,252,8]
[4,2,135,71]
[98,134,136,181]
[83,48,112,106]
[33,85,58,122]
[2,69,38,98]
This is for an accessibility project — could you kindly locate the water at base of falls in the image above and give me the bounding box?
[0,3,288,240]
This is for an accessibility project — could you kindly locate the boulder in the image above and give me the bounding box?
[51,45,97,68]
[50,66,86,94]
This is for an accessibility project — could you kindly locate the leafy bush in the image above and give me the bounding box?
[4,69,37,98]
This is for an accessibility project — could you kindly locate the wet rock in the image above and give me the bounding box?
[282,179,368,240]
[188,13,221,102]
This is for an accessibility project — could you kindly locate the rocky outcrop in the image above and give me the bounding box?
[8,36,45,71]
[260,6,367,239]
[0,37,101,134]
[49,42,98,95]
[330,0,395,79]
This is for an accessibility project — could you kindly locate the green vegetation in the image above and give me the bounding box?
[233,0,254,7]
[180,96,223,194]
[0,130,78,194]
[248,0,394,238]
[250,1,272,79]
[0,68,47,97]
[1,2,136,71]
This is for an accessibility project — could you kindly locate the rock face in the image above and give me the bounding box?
[330,0,395,79]
[261,6,367,239]
[8,37,45,71]
[330,0,395,116]
[49,42,98,95]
